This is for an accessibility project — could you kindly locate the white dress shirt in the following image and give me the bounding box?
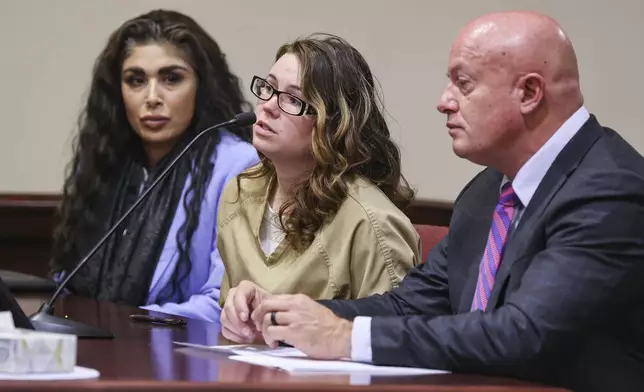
[351,106,591,363]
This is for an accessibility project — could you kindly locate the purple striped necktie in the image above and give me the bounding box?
[471,182,520,311]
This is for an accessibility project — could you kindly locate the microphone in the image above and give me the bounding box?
[29,112,257,338]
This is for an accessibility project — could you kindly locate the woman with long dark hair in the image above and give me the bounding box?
[50,9,259,321]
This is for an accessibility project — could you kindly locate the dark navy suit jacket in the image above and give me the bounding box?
[323,116,644,392]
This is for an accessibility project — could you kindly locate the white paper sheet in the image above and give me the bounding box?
[228,354,448,376]
[172,341,253,353]
[172,342,307,356]
[172,341,448,376]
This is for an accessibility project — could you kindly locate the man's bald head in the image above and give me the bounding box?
[454,11,582,104]
[437,11,584,175]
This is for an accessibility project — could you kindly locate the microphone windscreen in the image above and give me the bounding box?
[234,112,257,127]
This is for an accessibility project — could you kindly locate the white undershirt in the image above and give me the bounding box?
[259,203,285,256]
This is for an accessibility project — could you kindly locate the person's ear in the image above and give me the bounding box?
[517,73,545,114]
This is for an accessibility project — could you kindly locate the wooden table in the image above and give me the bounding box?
[4,295,570,391]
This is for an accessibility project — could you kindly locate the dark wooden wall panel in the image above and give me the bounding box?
[0,193,453,278]
[0,194,59,277]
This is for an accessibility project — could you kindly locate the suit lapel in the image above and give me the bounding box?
[486,116,604,309]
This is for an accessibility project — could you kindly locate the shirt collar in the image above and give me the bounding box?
[502,106,590,207]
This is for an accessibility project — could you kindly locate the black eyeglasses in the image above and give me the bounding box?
[250,76,315,116]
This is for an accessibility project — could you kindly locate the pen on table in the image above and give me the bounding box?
[129,313,186,326]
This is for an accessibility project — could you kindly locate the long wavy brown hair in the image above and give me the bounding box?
[240,33,414,251]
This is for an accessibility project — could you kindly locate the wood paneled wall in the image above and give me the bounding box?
[0,194,452,278]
